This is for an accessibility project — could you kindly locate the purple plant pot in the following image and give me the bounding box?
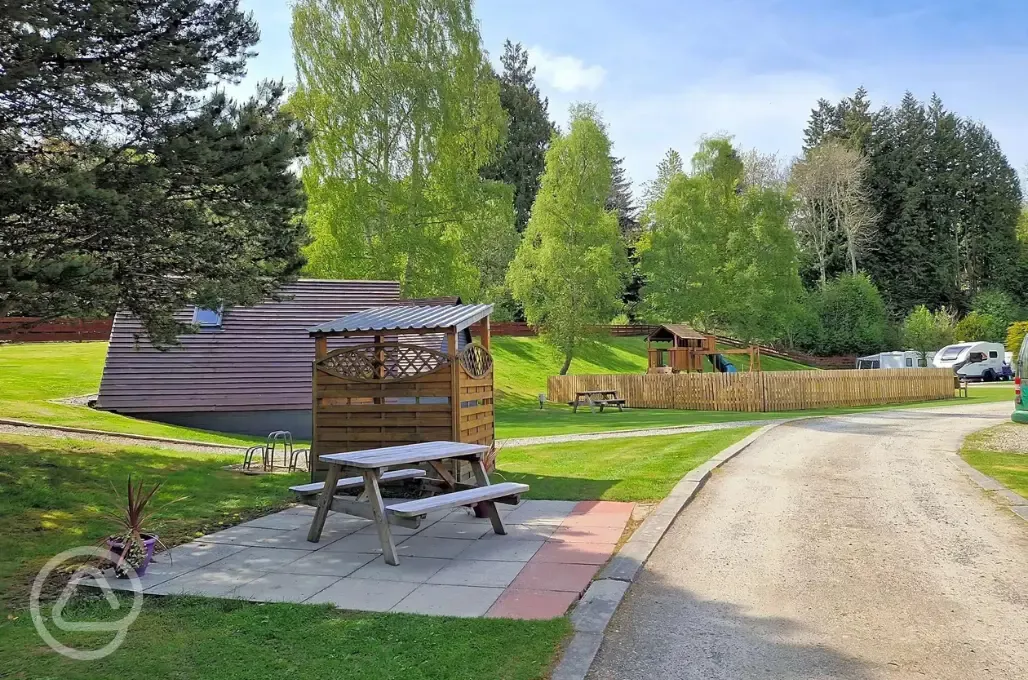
[106,534,158,577]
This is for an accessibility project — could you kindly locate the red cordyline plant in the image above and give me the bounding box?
[104,476,183,576]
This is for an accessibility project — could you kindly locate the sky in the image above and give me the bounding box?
[231,0,1028,193]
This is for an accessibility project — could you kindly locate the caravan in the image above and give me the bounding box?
[855,350,932,369]
[932,341,1008,381]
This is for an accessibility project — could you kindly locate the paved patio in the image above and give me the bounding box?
[95,499,634,619]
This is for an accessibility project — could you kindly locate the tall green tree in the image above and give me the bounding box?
[0,0,309,344]
[607,156,639,237]
[639,137,802,342]
[902,305,956,365]
[291,0,515,299]
[481,41,555,233]
[507,105,627,374]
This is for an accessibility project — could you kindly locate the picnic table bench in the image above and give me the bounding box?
[571,389,626,413]
[291,441,527,565]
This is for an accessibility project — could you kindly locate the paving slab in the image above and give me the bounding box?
[318,533,392,554]
[481,523,559,541]
[459,539,544,562]
[201,525,291,547]
[504,500,577,525]
[416,521,493,540]
[209,547,310,572]
[305,579,418,611]
[396,536,474,559]
[145,566,264,597]
[487,588,579,620]
[510,561,600,593]
[274,550,376,577]
[427,559,527,588]
[550,525,625,544]
[391,584,504,617]
[349,556,449,583]
[234,573,340,603]
[533,542,618,565]
[239,513,312,531]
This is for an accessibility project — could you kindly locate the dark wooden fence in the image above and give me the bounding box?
[0,317,113,342]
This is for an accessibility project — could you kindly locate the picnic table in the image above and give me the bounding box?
[572,389,626,413]
[291,441,528,565]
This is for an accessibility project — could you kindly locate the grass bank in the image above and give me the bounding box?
[0,342,259,445]
[496,427,757,501]
[960,423,1028,498]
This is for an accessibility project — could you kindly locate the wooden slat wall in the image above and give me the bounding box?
[547,368,954,412]
[310,345,496,481]
[459,371,494,447]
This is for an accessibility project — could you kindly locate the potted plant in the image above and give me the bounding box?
[104,476,171,578]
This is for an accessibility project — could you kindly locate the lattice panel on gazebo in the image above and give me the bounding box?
[459,344,493,378]
[317,343,449,382]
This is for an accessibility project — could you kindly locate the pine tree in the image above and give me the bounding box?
[481,41,556,233]
[607,156,639,237]
[0,0,308,344]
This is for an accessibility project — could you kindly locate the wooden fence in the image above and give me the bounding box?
[547,368,955,412]
[0,317,113,342]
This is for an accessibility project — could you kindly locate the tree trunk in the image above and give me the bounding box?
[848,241,858,275]
[559,351,573,376]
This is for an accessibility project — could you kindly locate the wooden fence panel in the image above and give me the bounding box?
[548,368,954,412]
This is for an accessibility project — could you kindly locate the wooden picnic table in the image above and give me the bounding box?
[296,441,527,565]
[572,389,626,413]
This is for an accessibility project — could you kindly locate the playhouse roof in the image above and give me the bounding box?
[647,323,708,342]
[309,303,493,336]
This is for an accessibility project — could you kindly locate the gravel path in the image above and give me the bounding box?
[0,422,245,455]
[589,402,1028,680]
[496,419,778,448]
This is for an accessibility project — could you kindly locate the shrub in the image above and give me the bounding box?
[955,311,1002,342]
[1006,321,1028,354]
[810,274,887,355]
[903,305,955,365]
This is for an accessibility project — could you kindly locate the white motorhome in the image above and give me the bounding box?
[932,341,1007,381]
[856,350,933,369]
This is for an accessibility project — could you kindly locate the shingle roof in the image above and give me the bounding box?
[648,323,709,341]
[95,280,401,413]
[309,303,493,336]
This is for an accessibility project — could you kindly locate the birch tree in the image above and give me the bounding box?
[290,0,514,299]
[507,105,627,374]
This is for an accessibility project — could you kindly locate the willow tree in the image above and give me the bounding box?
[507,105,627,374]
[290,0,515,298]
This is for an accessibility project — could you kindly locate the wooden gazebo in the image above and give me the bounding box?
[646,324,761,373]
[307,304,494,482]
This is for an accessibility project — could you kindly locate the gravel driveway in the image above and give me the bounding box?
[589,403,1028,680]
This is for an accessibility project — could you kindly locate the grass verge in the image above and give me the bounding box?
[960,424,1028,498]
[496,427,757,502]
[0,596,569,680]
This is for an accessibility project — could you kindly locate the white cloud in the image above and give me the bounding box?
[527,45,606,93]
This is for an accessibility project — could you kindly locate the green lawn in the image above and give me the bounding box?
[0,596,568,680]
[496,428,757,501]
[0,342,259,446]
[1,340,1014,444]
[0,434,305,604]
[961,424,1028,498]
[0,434,568,679]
